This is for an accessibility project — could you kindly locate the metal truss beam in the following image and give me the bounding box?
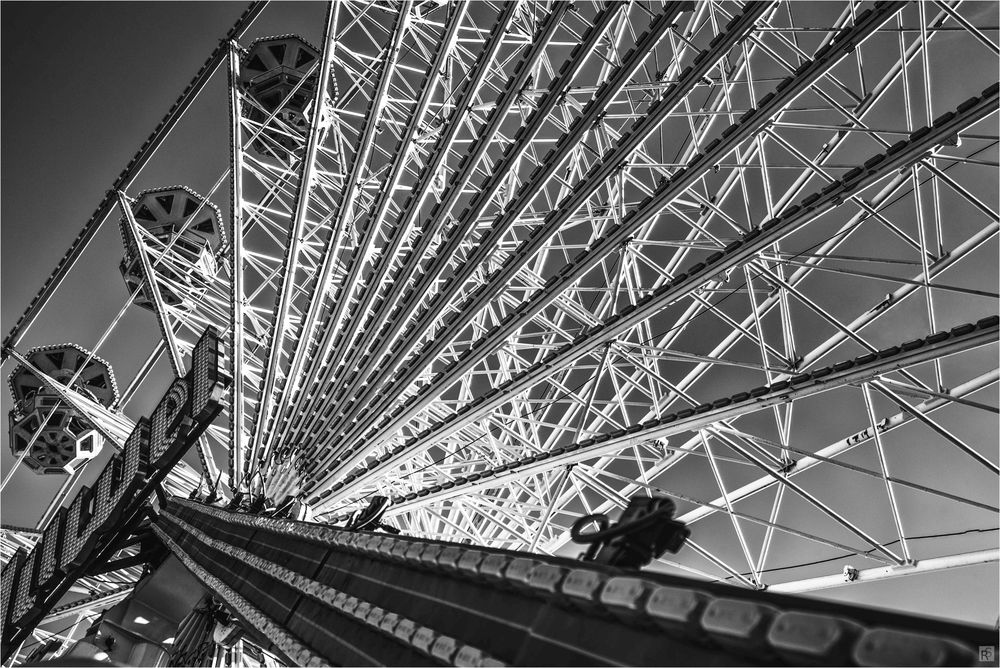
[295,1,523,411]
[227,42,249,489]
[309,1,914,480]
[252,2,341,464]
[324,316,997,510]
[306,1,623,445]
[309,2,772,463]
[283,2,572,452]
[536,366,999,557]
[267,1,473,460]
[118,193,220,480]
[310,79,994,498]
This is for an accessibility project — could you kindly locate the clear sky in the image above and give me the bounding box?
[2,0,997,636]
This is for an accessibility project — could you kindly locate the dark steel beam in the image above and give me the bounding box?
[153,497,995,667]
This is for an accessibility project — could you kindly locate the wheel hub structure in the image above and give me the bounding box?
[2,0,998,645]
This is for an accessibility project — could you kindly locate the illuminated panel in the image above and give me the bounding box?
[121,420,151,501]
[37,508,66,590]
[191,327,225,422]
[10,550,37,621]
[77,487,94,540]
[71,470,114,568]
[100,426,149,543]
[0,570,9,630]
[110,452,123,489]
[149,380,192,465]
[28,533,44,595]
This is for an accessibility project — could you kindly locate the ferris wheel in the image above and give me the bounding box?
[2,0,998,635]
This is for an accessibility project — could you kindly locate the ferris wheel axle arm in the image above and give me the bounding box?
[266,1,471,460]
[284,3,573,454]
[303,1,773,470]
[252,2,342,467]
[310,1,619,442]
[305,6,950,487]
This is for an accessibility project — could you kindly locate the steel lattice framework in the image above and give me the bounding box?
[2,0,998,637]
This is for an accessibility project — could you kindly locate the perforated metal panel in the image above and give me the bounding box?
[36,511,63,589]
[149,380,191,464]
[191,328,224,421]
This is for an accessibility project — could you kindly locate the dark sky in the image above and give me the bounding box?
[2,1,247,520]
[3,2,256,321]
[2,1,997,631]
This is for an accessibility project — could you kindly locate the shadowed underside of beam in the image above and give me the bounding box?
[155,498,996,667]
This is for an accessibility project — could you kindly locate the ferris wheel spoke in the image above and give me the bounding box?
[261,3,430,460]
[306,87,995,502]
[261,0,1000,597]
[335,0,519,332]
[872,381,999,472]
[578,462,893,565]
[231,78,320,472]
[118,195,186,377]
[268,2,477,460]
[311,1,572,417]
[316,3,914,475]
[229,40,249,488]
[717,423,999,513]
[283,3,574,458]
[795,220,999,371]
[333,319,996,523]
[307,0,690,440]
[653,374,1000,577]
[320,3,770,458]
[114,193,224,480]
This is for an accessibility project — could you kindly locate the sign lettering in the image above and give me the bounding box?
[1,328,227,659]
[36,508,65,592]
[149,379,192,464]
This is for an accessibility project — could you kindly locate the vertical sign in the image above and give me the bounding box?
[1,328,227,661]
